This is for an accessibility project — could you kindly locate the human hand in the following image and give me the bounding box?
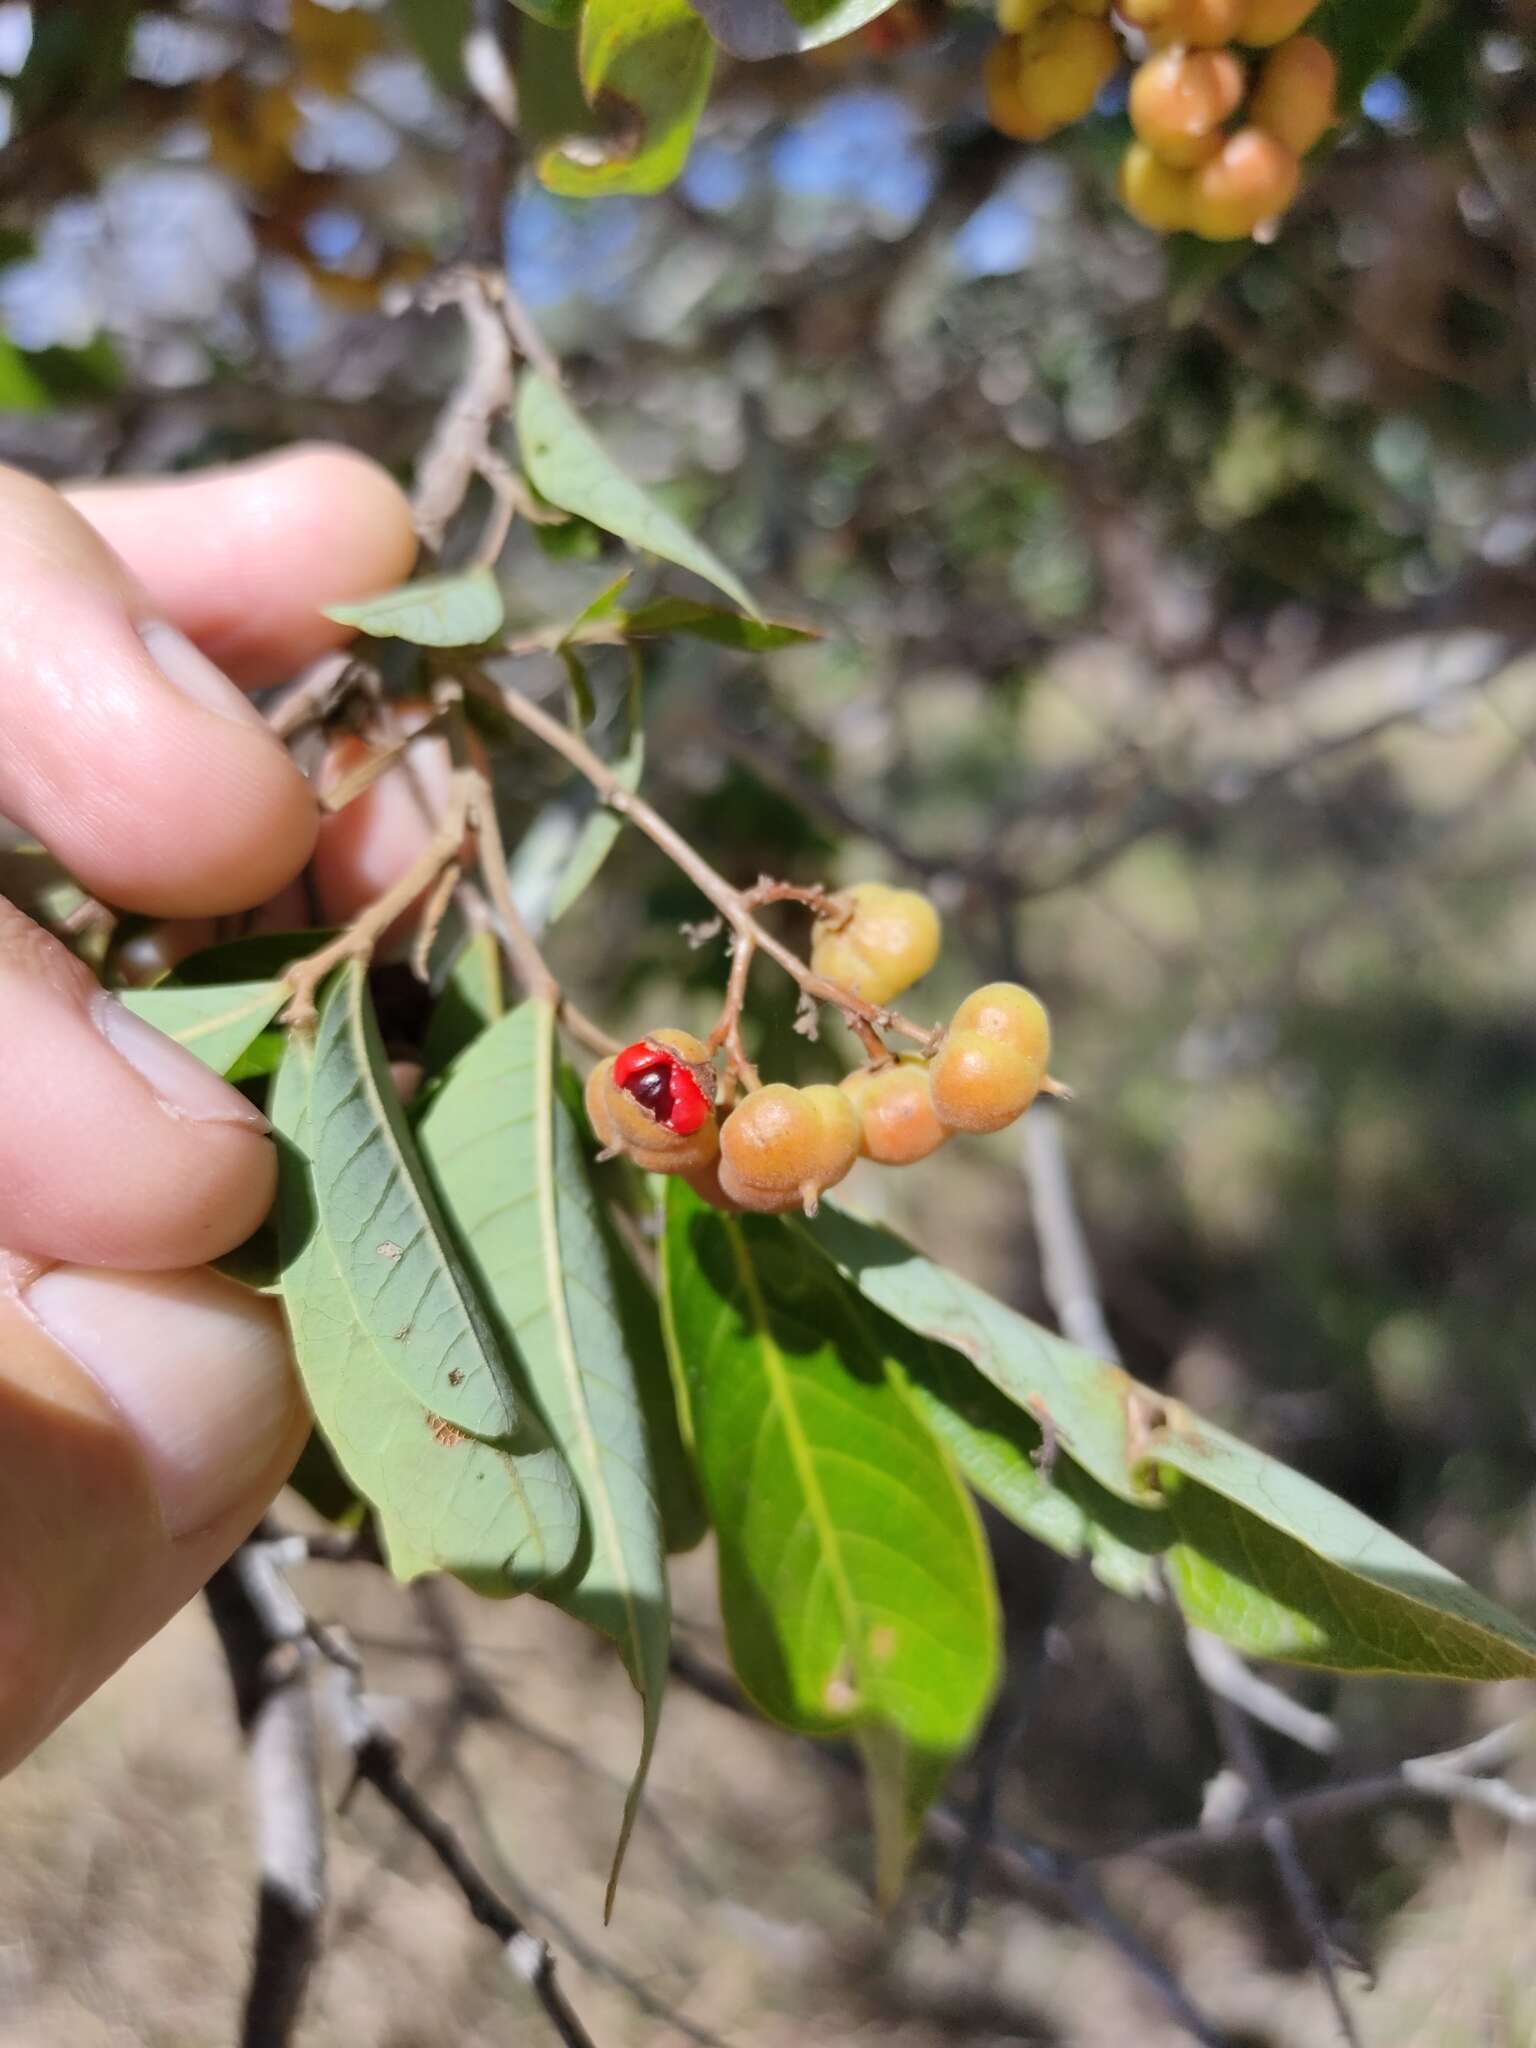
[0,448,419,1773]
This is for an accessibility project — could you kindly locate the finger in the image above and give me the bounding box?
[0,465,315,916]
[0,900,275,1268]
[67,445,419,687]
[0,1255,306,1776]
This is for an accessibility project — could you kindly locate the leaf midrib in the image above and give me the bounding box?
[532,1006,646,1666]
[724,1218,866,1713]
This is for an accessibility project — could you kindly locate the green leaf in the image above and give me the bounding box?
[1157,1438,1536,1679]
[517,371,759,618]
[561,570,634,641]
[689,0,902,58]
[538,0,715,199]
[417,1001,670,1911]
[0,338,50,414]
[271,973,581,1594]
[875,1308,1170,1600]
[662,1183,998,1902]
[393,0,471,92]
[810,1205,1536,1683]
[117,982,288,1077]
[619,596,819,652]
[324,567,505,647]
[421,928,505,1081]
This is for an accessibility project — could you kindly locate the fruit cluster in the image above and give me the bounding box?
[986,0,1336,242]
[585,883,1057,1216]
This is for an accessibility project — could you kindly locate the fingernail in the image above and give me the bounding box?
[139,619,271,732]
[94,994,270,1131]
[23,1266,300,1538]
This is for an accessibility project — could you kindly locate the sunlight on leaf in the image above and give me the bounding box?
[663,1182,998,1902]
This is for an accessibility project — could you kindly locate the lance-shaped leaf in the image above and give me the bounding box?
[416,1000,670,1913]
[271,990,581,1594]
[874,1308,1169,1601]
[662,1183,998,1903]
[324,566,505,647]
[809,1204,1536,1682]
[691,0,903,59]
[539,0,715,200]
[117,981,287,1077]
[517,371,759,617]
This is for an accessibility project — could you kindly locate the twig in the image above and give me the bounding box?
[1184,1629,1340,1757]
[469,668,946,1058]
[328,1666,599,2048]
[666,1646,1232,2048]
[1020,1104,1358,2043]
[1196,1666,1361,2046]
[280,773,475,1027]
[1113,1715,1536,1860]
[205,1534,328,2048]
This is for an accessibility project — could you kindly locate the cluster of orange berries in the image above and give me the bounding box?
[986,0,1336,242]
[584,883,1055,1216]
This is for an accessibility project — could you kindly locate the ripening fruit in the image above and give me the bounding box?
[811,882,942,1008]
[1129,47,1244,168]
[1236,0,1320,45]
[1119,142,1196,230]
[930,1036,1046,1133]
[1249,34,1335,154]
[588,1031,721,1173]
[1117,0,1243,48]
[840,1058,950,1166]
[997,0,1051,28]
[1188,126,1299,239]
[930,983,1052,1135]
[718,1083,861,1214]
[984,18,1121,143]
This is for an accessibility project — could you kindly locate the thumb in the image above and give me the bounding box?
[0,1256,306,1774]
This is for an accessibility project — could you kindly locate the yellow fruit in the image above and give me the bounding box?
[811,882,942,1007]
[1249,34,1336,153]
[840,1059,950,1166]
[985,19,1122,142]
[1236,0,1320,45]
[952,981,1052,1058]
[1119,141,1196,230]
[1189,126,1299,239]
[930,1035,1046,1134]
[718,1083,861,1214]
[998,0,1051,28]
[1117,0,1243,47]
[1129,46,1245,168]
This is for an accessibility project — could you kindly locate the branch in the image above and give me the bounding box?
[1020,1107,1358,2044]
[205,1534,328,2048]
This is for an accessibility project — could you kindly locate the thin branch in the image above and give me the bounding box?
[1021,1105,1358,2041]
[1184,1629,1340,1758]
[471,668,947,1058]
[205,1536,328,2048]
[324,1649,599,2048]
[1196,1670,1361,2045]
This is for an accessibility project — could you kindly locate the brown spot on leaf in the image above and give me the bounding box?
[868,1626,898,1665]
[427,1412,467,1448]
[376,1241,403,1262]
[447,1368,464,1387]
